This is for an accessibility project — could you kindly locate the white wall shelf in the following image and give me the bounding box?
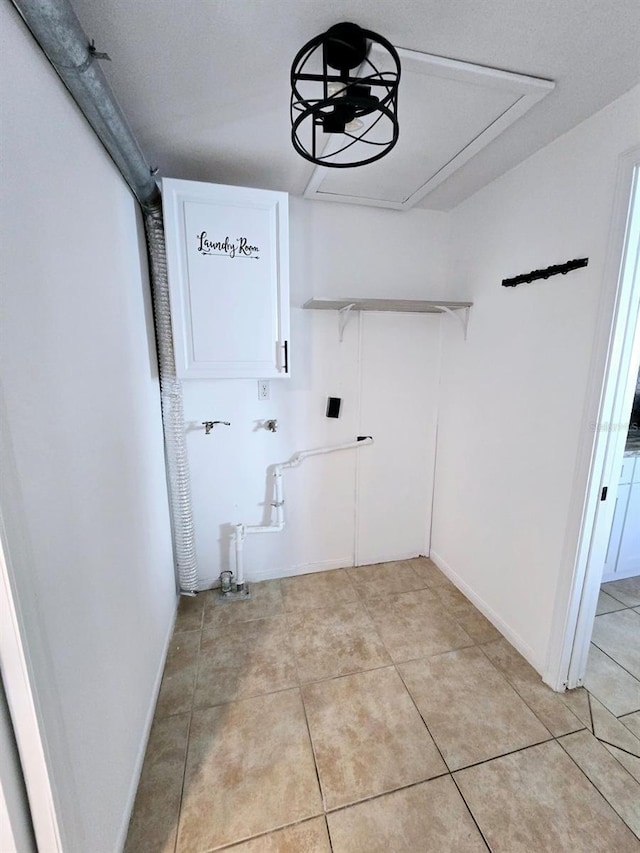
[303,298,473,341]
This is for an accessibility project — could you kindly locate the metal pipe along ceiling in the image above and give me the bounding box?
[11,0,199,593]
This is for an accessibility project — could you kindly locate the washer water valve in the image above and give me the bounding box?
[202,420,231,435]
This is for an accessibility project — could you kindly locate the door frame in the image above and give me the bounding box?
[0,513,63,851]
[545,145,640,692]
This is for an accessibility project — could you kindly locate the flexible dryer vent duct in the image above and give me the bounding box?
[144,208,198,592]
[12,0,198,593]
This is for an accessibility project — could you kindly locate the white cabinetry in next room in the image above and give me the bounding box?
[602,453,640,582]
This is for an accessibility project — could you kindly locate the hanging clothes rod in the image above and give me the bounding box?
[502,257,588,288]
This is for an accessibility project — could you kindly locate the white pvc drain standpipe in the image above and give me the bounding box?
[232,437,373,588]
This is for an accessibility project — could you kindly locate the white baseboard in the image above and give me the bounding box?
[198,558,354,587]
[601,568,640,583]
[245,557,355,583]
[197,552,427,589]
[355,550,420,567]
[115,595,179,852]
[429,550,543,675]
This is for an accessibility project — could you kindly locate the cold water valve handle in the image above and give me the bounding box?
[202,420,231,435]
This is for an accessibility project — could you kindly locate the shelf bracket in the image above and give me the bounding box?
[435,305,469,340]
[338,303,357,343]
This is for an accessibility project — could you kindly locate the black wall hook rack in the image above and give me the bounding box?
[502,257,588,288]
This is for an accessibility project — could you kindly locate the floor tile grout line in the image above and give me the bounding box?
[588,639,640,687]
[358,585,479,665]
[282,594,394,682]
[284,588,513,839]
[323,814,335,853]
[375,621,563,773]
[172,619,204,853]
[389,658,493,850]
[212,815,328,853]
[468,643,560,740]
[285,612,331,829]
[282,574,502,843]
[474,643,583,738]
[280,568,360,614]
[597,737,640,761]
[150,578,640,851]
[197,732,639,851]
[388,659,557,778]
[597,585,637,613]
[322,771,451,815]
[619,710,640,724]
[358,589,399,663]
[555,735,640,840]
[191,681,304,712]
[393,659,456,768]
[449,735,556,774]
[179,584,329,853]
[587,687,596,734]
[600,586,640,608]
[582,683,640,757]
[448,773,493,852]
[298,687,331,838]
[596,603,631,615]
[298,661,398,688]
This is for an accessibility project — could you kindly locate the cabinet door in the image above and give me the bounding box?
[616,481,640,577]
[601,483,631,582]
[162,178,290,379]
[620,456,635,484]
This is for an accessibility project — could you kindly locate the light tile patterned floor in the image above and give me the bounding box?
[125,560,640,852]
[587,578,640,717]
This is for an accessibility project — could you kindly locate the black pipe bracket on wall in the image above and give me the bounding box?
[502,257,589,288]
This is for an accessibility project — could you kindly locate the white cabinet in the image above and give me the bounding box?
[602,454,640,581]
[620,456,635,485]
[162,178,290,379]
[618,482,640,576]
[603,483,631,579]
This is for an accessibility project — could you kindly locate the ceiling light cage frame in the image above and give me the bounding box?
[290,22,401,168]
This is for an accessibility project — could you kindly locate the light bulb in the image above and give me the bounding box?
[327,81,347,98]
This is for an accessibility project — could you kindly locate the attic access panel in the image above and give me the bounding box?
[304,47,554,210]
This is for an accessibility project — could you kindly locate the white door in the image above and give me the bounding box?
[356,312,440,565]
[551,151,640,691]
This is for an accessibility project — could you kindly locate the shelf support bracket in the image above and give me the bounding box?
[435,305,469,340]
[338,303,357,343]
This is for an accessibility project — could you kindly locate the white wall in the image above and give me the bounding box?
[183,198,449,586]
[0,677,36,853]
[431,84,640,673]
[0,5,176,851]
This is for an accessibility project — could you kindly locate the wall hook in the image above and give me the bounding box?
[502,257,588,288]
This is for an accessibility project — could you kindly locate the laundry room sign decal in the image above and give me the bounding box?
[196,231,260,260]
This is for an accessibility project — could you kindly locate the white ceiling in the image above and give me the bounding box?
[69,0,640,210]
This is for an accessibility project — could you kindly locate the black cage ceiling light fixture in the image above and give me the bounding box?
[290,22,401,168]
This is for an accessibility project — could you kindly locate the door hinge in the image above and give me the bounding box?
[600,486,608,501]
